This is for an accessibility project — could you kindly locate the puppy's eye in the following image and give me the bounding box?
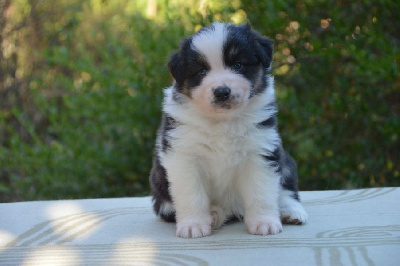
[198,68,207,76]
[233,62,243,70]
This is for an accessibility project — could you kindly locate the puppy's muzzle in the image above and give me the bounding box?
[213,86,231,102]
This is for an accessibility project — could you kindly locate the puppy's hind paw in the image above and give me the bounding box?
[280,201,308,225]
[210,205,227,229]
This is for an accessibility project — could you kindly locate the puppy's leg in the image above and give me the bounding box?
[165,156,212,238]
[238,158,282,236]
[150,154,176,222]
[279,151,308,224]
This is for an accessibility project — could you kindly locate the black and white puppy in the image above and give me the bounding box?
[150,22,308,238]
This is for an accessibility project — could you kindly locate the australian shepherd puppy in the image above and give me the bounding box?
[150,22,308,238]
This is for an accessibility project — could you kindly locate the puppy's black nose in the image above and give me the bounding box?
[214,86,231,101]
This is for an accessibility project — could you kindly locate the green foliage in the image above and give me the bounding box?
[0,0,399,201]
[244,0,400,189]
[0,0,248,201]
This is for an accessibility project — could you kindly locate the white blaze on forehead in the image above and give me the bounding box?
[191,22,227,70]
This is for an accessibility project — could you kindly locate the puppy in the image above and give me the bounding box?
[150,22,308,238]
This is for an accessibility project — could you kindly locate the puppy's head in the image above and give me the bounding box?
[168,22,273,116]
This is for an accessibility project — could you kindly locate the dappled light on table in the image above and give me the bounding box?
[23,246,82,266]
[44,202,103,244]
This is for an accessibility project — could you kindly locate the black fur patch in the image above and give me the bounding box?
[224,215,242,224]
[160,114,177,153]
[150,113,178,222]
[258,115,277,128]
[257,102,278,128]
[263,147,301,201]
[160,210,176,223]
[168,37,210,98]
[225,23,274,68]
[281,152,300,201]
[150,153,174,217]
[250,73,269,96]
[263,147,282,173]
[224,24,273,96]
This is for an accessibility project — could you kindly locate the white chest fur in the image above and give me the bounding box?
[160,85,281,211]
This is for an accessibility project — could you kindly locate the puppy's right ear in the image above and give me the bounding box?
[168,51,184,84]
[256,36,274,69]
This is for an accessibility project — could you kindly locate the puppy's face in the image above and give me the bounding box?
[168,23,273,116]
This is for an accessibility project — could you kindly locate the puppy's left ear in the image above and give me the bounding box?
[168,51,184,84]
[255,36,274,69]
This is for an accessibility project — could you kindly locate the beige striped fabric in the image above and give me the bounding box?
[1,188,399,265]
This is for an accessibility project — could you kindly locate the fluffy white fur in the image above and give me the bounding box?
[160,80,304,237]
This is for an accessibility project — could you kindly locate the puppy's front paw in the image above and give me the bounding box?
[246,217,283,236]
[176,221,212,238]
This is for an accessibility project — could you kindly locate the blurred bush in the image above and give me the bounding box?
[243,0,399,190]
[0,0,398,202]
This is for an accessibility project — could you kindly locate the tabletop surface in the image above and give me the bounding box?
[1,187,399,265]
